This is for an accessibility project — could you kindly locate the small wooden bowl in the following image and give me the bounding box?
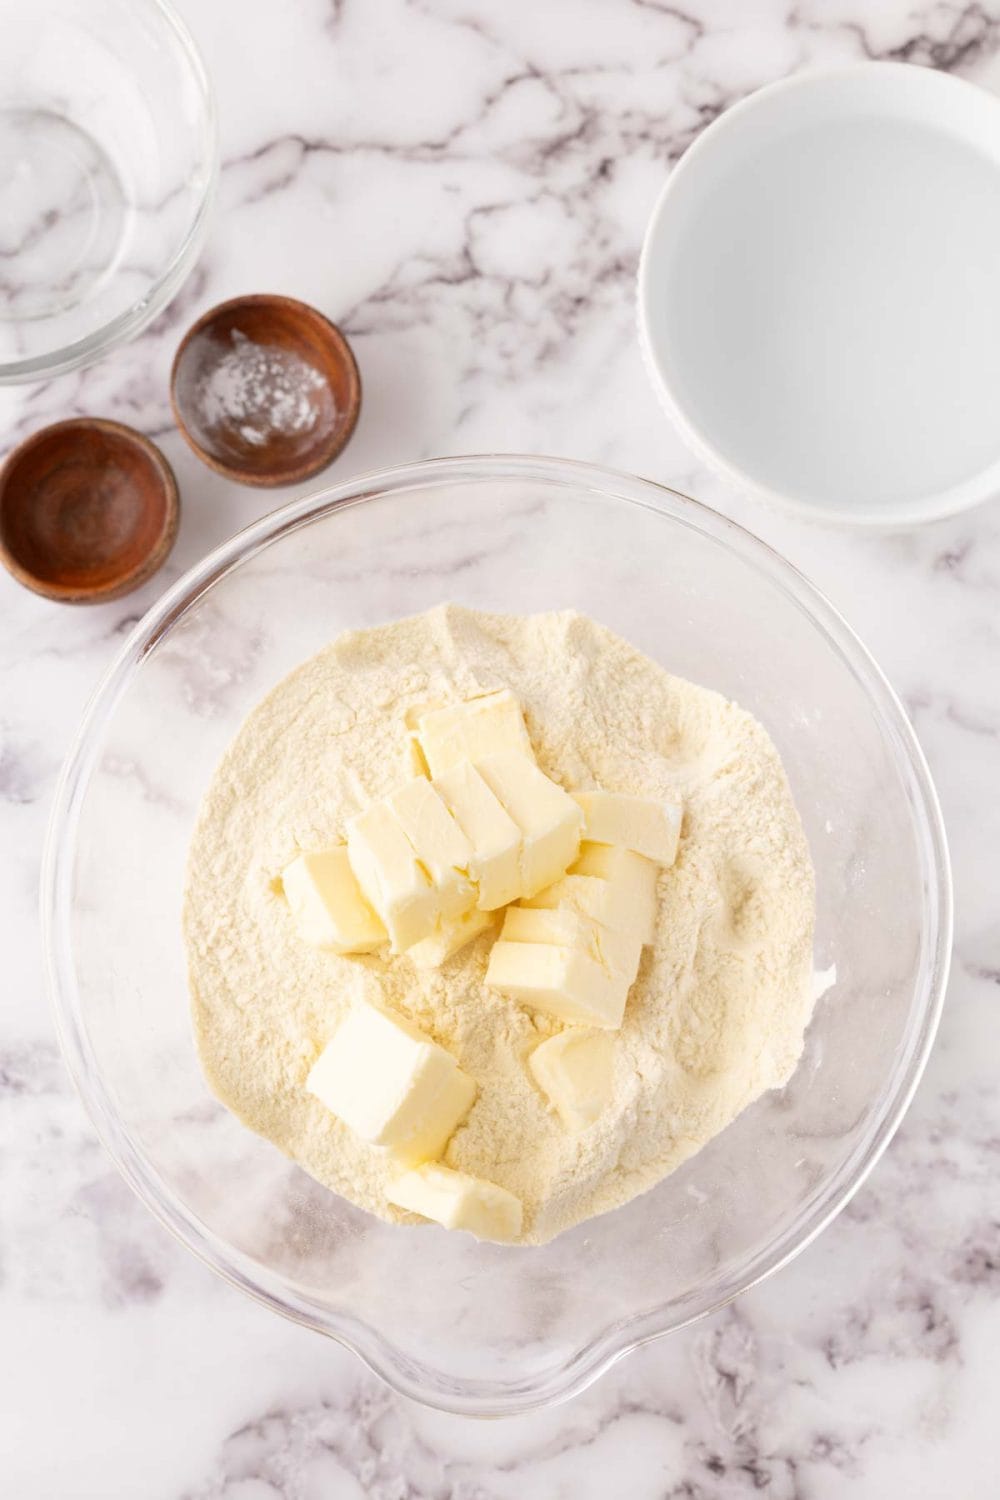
[170,294,361,487]
[0,418,179,604]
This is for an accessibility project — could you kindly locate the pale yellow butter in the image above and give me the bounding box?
[408,906,495,968]
[485,939,629,1028]
[476,751,583,899]
[528,1030,614,1132]
[386,777,476,920]
[346,802,439,952]
[281,846,386,953]
[501,904,641,984]
[415,689,533,779]
[571,842,659,942]
[573,790,682,867]
[502,903,595,950]
[387,1162,523,1242]
[433,759,522,910]
[307,1001,475,1165]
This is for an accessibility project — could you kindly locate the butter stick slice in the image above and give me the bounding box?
[528,1030,614,1132]
[408,906,495,969]
[570,842,659,942]
[524,871,656,946]
[501,904,642,985]
[415,690,534,779]
[433,759,522,910]
[387,1162,523,1242]
[281,846,387,953]
[307,1001,475,1166]
[485,939,629,1028]
[386,777,476,920]
[573,790,682,867]
[346,801,439,951]
[477,752,583,900]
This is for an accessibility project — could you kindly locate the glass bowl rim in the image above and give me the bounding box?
[42,453,953,1416]
[0,0,218,387]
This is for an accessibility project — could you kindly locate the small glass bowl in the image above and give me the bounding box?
[0,0,216,384]
[43,457,951,1416]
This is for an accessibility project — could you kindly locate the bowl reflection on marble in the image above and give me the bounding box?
[43,455,950,1416]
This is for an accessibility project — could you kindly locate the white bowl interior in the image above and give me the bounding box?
[640,65,1000,523]
[49,462,947,1413]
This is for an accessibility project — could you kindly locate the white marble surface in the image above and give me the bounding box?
[2,0,999,1493]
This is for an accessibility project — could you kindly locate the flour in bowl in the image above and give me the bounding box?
[184,605,816,1245]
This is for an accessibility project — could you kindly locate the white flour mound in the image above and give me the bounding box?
[185,605,816,1245]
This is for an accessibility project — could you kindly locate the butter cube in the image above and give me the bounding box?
[281,846,387,953]
[525,871,655,946]
[528,1030,614,1132]
[416,689,534,779]
[477,752,583,899]
[573,790,682,867]
[502,903,594,949]
[307,1002,475,1165]
[501,905,641,985]
[347,802,439,952]
[433,760,522,910]
[525,873,620,929]
[485,939,629,1028]
[386,777,475,920]
[387,1162,523,1242]
[408,906,495,968]
[571,842,659,942]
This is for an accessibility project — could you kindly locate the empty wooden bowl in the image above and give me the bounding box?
[0,418,179,604]
[170,294,361,487]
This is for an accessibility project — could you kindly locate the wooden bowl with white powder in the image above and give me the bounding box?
[170,294,361,487]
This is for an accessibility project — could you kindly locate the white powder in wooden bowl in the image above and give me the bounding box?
[196,330,329,447]
[184,605,816,1245]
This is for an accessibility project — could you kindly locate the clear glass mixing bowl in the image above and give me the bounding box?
[44,456,951,1416]
[0,0,216,383]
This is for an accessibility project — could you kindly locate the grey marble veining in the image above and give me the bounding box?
[2,0,999,1494]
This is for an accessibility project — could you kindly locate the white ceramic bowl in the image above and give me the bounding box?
[638,64,1000,526]
[45,457,950,1416]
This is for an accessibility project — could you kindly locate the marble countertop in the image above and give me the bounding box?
[3,0,999,1493]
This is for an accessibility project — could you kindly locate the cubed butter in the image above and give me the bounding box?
[408,906,495,968]
[307,1001,475,1165]
[433,759,522,910]
[525,871,655,946]
[570,842,659,942]
[501,904,641,984]
[502,903,595,950]
[415,689,534,779]
[387,1162,523,1241]
[477,751,583,899]
[347,801,439,951]
[528,1030,614,1132]
[573,790,682,867]
[386,777,476,920]
[404,729,430,779]
[485,939,629,1028]
[281,846,386,953]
